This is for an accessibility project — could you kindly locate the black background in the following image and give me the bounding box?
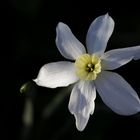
[4,1,140,140]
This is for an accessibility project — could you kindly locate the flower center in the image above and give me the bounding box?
[86,63,95,72]
[75,54,101,81]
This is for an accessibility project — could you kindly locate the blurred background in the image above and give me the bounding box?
[5,1,140,140]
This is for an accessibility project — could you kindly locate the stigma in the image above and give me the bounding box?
[75,54,101,80]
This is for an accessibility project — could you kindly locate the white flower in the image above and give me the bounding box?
[34,14,140,131]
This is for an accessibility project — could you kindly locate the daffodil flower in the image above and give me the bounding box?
[34,14,140,131]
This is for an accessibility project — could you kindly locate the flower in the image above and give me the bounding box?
[34,14,140,131]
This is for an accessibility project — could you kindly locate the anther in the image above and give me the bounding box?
[86,63,94,72]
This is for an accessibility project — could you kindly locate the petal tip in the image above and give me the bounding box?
[76,126,85,131]
[33,78,37,84]
[75,117,86,132]
[104,13,113,21]
[57,22,65,29]
[105,12,109,16]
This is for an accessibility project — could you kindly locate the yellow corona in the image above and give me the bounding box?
[75,54,101,80]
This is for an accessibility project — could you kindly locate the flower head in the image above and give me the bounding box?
[34,14,140,131]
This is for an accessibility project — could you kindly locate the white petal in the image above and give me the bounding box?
[95,71,140,115]
[56,22,86,60]
[34,61,79,88]
[68,81,96,131]
[86,13,114,55]
[101,46,140,70]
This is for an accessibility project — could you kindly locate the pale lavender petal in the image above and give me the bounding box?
[34,61,79,88]
[86,13,114,55]
[101,46,140,70]
[95,71,140,115]
[68,81,96,131]
[56,22,86,60]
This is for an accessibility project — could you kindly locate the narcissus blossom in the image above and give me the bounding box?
[34,14,140,131]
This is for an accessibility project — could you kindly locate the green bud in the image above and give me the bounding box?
[20,82,30,94]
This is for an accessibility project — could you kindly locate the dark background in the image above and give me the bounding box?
[4,1,140,140]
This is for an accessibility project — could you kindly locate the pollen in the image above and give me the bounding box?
[75,54,101,80]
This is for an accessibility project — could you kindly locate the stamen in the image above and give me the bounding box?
[86,63,95,72]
